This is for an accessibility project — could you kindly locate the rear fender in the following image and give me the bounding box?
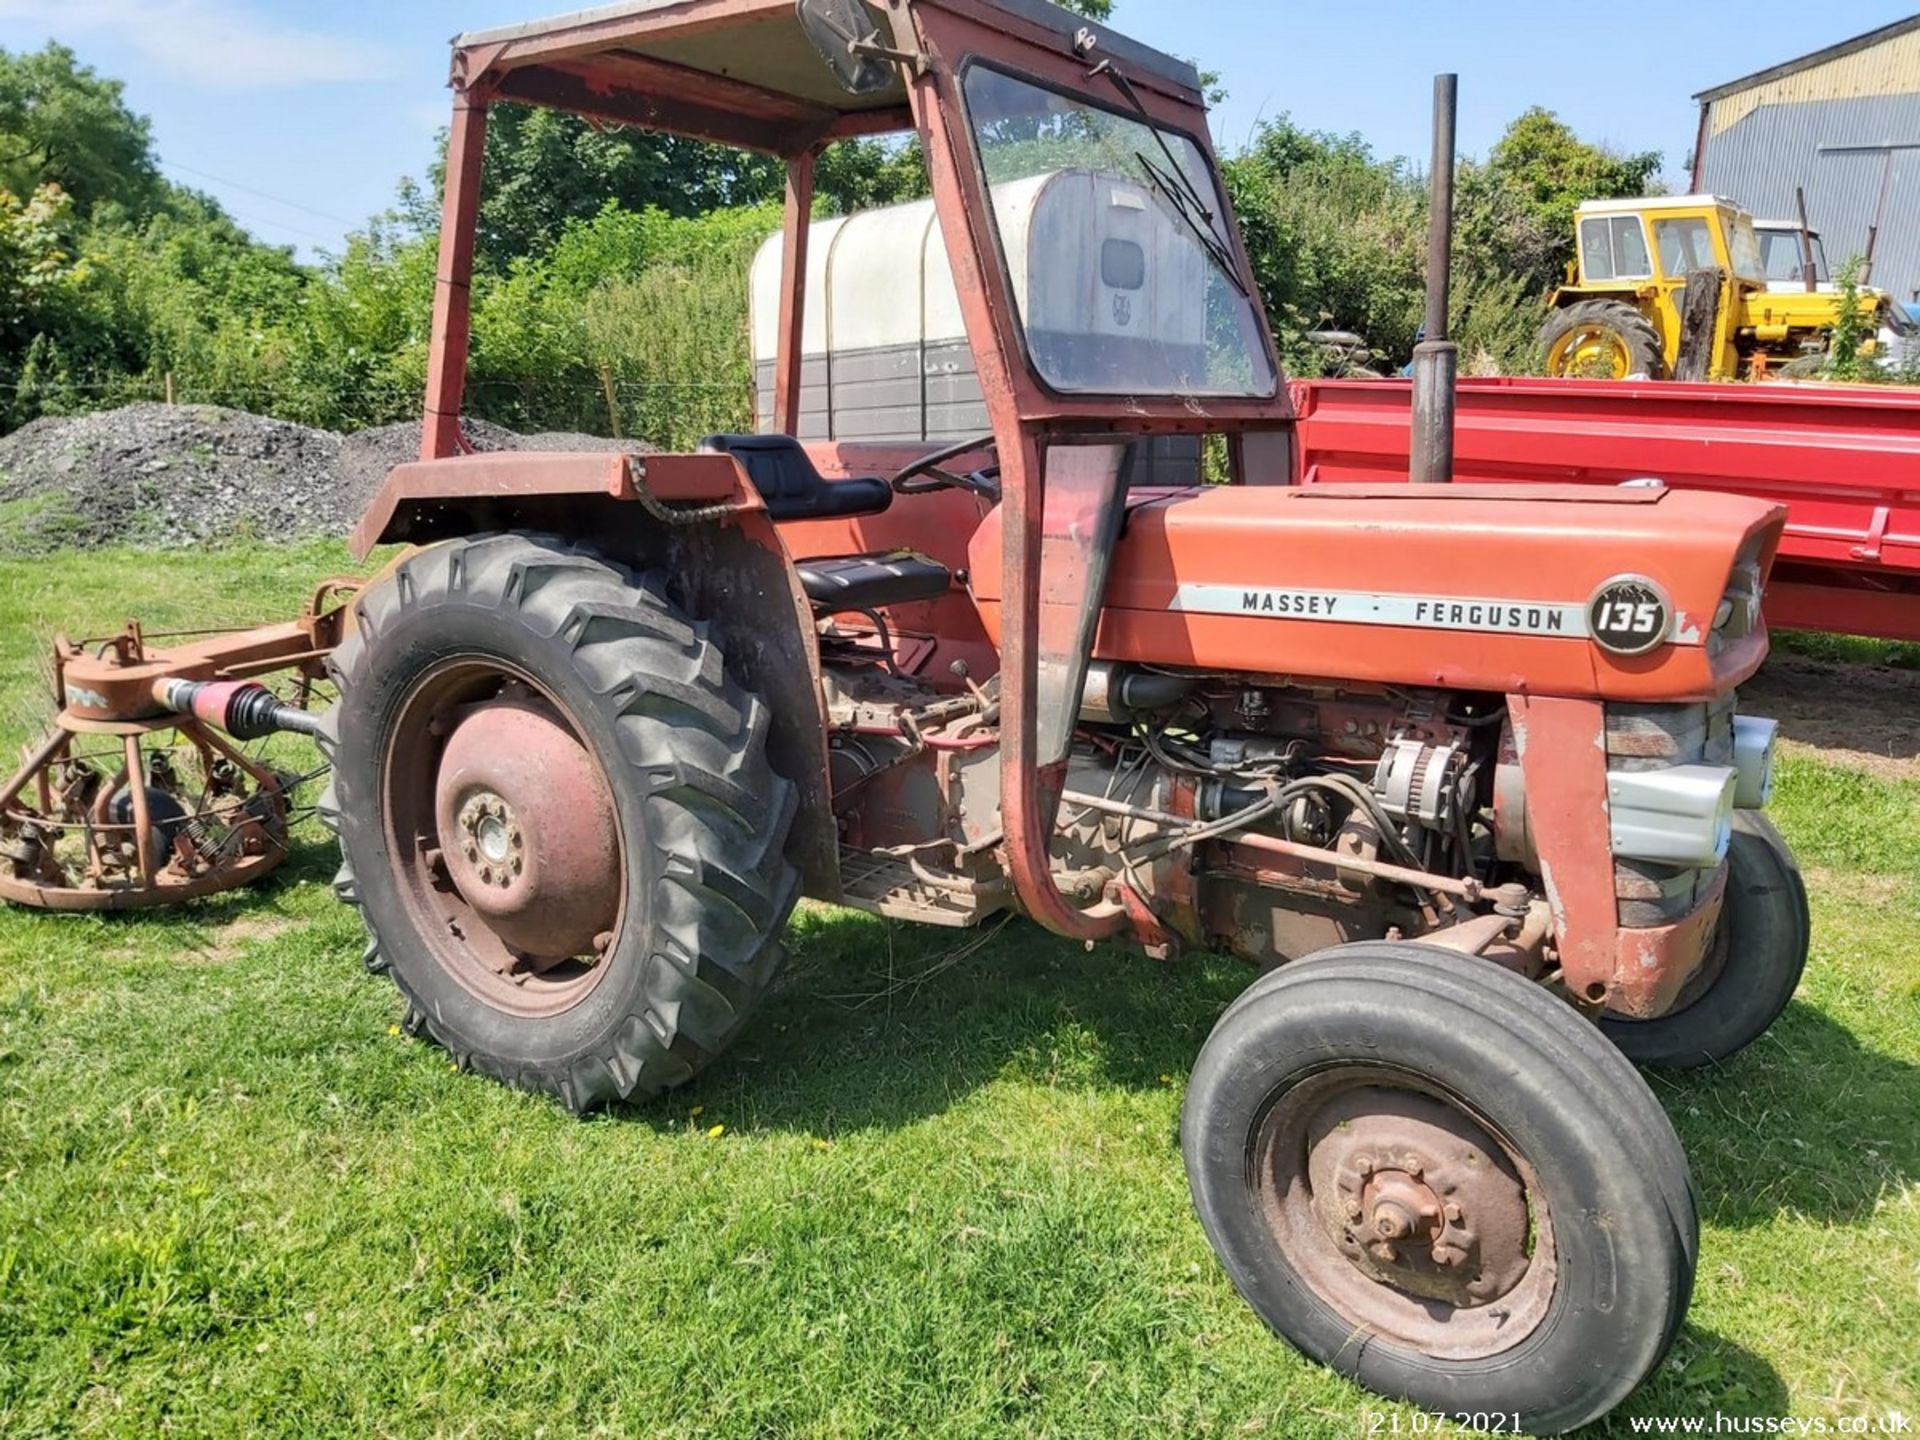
[1548,283,1646,308]
[352,450,840,899]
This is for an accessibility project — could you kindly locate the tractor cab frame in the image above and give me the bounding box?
[379,0,1292,943]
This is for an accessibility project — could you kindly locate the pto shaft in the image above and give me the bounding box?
[151,679,321,739]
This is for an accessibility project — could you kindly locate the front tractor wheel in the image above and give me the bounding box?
[1184,944,1697,1433]
[318,535,800,1111]
[1541,300,1666,379]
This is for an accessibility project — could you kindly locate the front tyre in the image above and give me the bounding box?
[1183,944,1696,1434]
[1601,812,1810,1067]
[317,534,801,1112]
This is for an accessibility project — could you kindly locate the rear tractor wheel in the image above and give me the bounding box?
[1541,300,1665,379]
[1184,943,1697,1433]
[318,534,801,1111]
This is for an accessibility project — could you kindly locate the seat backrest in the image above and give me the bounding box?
[699,433,892,522]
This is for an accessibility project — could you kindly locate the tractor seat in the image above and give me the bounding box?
[794,551,951,612]
[699,433,893,521]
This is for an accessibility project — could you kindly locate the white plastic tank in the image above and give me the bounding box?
[750,171,1203,482]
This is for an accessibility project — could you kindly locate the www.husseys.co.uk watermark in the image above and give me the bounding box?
[1358,1411,1911,1436]
[1627,1412,1912,1436]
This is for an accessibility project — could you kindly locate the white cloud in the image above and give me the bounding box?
[0,0,397,89]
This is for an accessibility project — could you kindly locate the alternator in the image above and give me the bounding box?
[1372,738,1464,826]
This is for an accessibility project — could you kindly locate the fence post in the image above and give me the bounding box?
[597,363,623,439]
[164,371,176,406]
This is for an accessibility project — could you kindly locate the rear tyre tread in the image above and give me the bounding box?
[320,533,800,1113]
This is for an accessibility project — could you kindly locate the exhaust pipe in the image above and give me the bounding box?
[1410,72,1458,485]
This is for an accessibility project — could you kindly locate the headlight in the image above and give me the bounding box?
[1713,558,1762,645]
[1731,714,1777,808]
[1609,764,1737,868]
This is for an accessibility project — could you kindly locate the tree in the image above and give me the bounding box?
[1485,108,1659,246]
[814,137,928,213]
[0,45,162,221]
[1224,117,1427,367]
[445,105,780,262]
[0,182,90,423]
[0,183,83,332]
[410,107,939,264]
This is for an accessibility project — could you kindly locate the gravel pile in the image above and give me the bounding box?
[0,403,655,554]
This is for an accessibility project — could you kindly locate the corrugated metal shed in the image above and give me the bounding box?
[1693,15,1920,305]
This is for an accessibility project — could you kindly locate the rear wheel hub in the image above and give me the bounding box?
[432,694,620,962]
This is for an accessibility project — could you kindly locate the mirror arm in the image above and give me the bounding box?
[849,35,929,76]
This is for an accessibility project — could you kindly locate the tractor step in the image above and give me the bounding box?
[836,845,1000,927]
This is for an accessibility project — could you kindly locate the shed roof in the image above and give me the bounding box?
[1695,12,1920,103]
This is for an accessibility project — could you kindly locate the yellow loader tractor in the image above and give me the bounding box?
[1541,195,1894,380]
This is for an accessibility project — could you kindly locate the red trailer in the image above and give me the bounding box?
[1288,376,1920,642]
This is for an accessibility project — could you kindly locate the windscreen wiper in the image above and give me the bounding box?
[1088,59,1253,298]
[1131,149,1250,297]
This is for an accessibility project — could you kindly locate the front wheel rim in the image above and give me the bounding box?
[1254,1067,1557,1361]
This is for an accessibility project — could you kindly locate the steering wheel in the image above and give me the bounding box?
[889,434,1000,501]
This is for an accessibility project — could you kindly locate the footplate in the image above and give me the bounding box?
[836,845,1002,927]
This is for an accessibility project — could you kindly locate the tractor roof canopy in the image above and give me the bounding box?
[1575,195,1744,219]
[450,0,1202,155]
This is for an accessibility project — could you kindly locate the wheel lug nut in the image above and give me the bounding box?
[1444,1202,1463,1224]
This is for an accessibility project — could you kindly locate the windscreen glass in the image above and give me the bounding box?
[1655,217,1716,276]
[1755,228,1819,283]
[961,65,1276,399]
[1724,215,1766,281]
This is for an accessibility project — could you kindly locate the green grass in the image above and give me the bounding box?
[0,492,91,556]
[1,544,1916,1437]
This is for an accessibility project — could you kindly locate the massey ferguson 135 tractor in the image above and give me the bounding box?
[3,0,1810,1428]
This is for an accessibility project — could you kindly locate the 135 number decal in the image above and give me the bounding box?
[1587,575,1672,656]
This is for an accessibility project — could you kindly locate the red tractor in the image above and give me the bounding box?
[313,0,1801,1427]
